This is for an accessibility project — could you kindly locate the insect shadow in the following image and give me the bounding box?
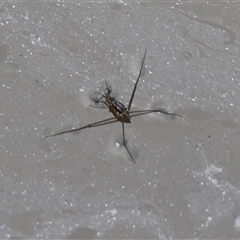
[46,49,181,163]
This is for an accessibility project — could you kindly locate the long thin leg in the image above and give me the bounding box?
[130,109,181,118]
[128,48,147,111]
[46,117,118,138]
[122,122,136,164]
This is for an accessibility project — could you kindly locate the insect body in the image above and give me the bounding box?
[46,49,180,163]
[93,84,131,123]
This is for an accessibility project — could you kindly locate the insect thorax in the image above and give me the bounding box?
[106,97,131,123]
[112,99,125,112]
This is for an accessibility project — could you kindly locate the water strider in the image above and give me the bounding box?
[46,49,181,163]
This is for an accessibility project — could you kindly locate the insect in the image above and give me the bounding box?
[46,49,181,163]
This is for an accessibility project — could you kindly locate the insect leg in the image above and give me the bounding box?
[89,104,108,109]
[93,92,106,103]
[122,122,136,163]
[130,109,181,118]
[46,117,118,138]
[127,48,147,111]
